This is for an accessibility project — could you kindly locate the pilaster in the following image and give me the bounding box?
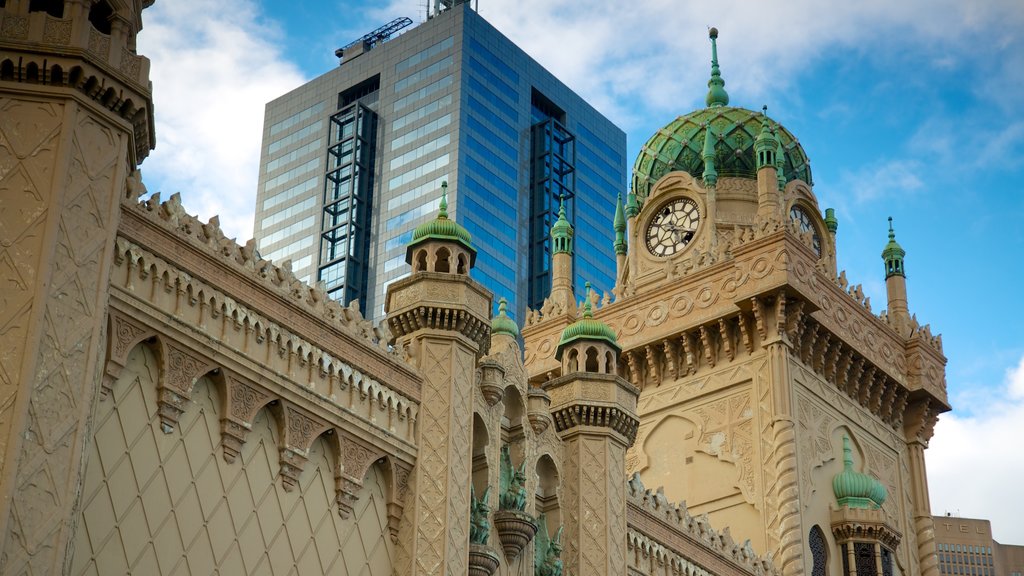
[386,270,491,575]
[544,372,638,576]
[904,399,940,576]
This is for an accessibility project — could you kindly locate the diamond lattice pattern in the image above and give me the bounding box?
[70,343,394,575]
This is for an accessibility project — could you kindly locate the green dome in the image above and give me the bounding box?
[409,181,473,249]
[630,29,812,205]
[631,106,812,204]
[491,298,520,339]
[555,284,619,360]
[832,436,887,510]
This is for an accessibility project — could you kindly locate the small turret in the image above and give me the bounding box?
[882,217,909,326]
[755,107,781,221]
[549,195,576,315]
[705,27,730,108]
[555,285,620,373]
[774,127,787,191]
[702,121,718,187]
[491,297,520,341]
[406,181,476,275]
[824,208,839,235]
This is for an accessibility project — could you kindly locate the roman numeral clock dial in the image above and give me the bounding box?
[645,198,700,257]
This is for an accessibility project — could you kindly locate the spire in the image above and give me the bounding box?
[551,194,574,255]
[705,27,730,108]
[582,281,594,318]
[438,180,449,218]
[774,126,787,191]
[882,217,906,278]
[824,208,838,234]
[490,297,520,339]
[755,106,778,170]
[624,191,639,218]
[702,122,718,187]
[613,193,627,255]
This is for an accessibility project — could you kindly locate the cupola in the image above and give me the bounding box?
[406,181,476,274]
[490,297,520,340]
[832,436,887,510]
[555,284,620,375]
[881,217,905,278]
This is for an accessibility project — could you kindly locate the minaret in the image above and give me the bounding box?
[613,193,627,292]
[386,183,491,575]
[544,297,638,576]
[549,195,577,316]
[755,106,781,222]
[774,126,788,191]
[0,1,154,568]
[882,217,909,326]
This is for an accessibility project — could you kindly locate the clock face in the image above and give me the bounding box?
[645,198,700,257]
[789,205,821,256]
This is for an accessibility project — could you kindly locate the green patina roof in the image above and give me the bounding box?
[555,283,619,360]
[824,208,838,234]
[630,29,812,205]
[832,436,887,510]
[409,181,473,250]
[491,298,520,339]
[613,193,627,255]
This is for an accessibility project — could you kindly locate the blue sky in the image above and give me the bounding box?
[136,0,1024,542]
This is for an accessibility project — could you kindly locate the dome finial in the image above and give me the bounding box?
[438,181,449,219]
[706,27,730,107]
[582,281,593,318]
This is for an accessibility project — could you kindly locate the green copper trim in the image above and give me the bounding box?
[824,208,838,234]
[408,181,474,250]
[774,126,787,190]
[705,27,730,108]
[832,436,887,509]
[491,297,520,339]
[624,191,639,218]
[555,282,620,360]
[551,194,574,255]
[882,217,906,279]
[702,121,718,187]
[755,106,778,170]
[613,193,627,255]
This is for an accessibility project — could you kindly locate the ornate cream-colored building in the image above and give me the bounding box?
[0,2,947,576]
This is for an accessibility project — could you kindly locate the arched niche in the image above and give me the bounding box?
[501,385,526,464]
[809,524,829,576]
[472,413,489,496]
[535,454,560,534]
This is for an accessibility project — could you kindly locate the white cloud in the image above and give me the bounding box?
[136,0,306,242]
[838,159,925,204]
[927,353,1024,543]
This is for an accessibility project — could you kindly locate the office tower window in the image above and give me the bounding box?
[528,88,574,310]
[319,100,377,309]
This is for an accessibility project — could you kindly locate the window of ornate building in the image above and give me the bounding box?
[810,525,828,576]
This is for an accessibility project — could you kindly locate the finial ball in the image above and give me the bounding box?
[709,27,719,39]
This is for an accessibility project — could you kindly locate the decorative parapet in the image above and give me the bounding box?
[830,506,903,551]
[626,474,779,576]
[120,191,419,395]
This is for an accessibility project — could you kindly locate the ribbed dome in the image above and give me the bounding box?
[555,287,619,360]
[833,436,887,510]
[629,28,812,206]
[631,106,812,204]
[410,181,472,249]
[490,298,520,339]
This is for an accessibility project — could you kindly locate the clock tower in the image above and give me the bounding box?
[522,28,949,576]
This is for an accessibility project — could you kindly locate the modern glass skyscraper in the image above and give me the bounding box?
[254,2,625,321]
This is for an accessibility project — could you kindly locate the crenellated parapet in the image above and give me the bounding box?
[626,474,779,576]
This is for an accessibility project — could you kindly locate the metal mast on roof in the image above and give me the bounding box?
[334,17,413,60]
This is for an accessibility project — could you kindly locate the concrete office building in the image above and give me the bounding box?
[932,515,1024,576]
[253,1,626,320]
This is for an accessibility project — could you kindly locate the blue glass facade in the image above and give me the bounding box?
[255,3,625,322]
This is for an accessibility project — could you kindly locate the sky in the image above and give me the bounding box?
[135,0,1024,543]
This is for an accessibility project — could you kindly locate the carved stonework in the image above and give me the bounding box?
[493,509,538,561]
